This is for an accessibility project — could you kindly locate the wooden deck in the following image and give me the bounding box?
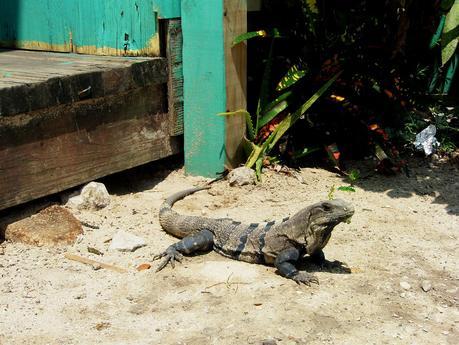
[0,49,181,210]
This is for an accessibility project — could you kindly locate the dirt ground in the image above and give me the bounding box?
[0,157,458,345]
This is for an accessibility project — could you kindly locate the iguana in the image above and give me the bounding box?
[155,186,354,285]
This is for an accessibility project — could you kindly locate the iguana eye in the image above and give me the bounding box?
[322,204,332,212]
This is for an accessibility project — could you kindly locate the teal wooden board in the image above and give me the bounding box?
[0,1,160,55]
[154,0,181,18]
[181,0,226,177]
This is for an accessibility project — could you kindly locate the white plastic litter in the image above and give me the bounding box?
[414,124,439,156]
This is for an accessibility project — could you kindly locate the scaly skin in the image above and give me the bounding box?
[155,186,354,285]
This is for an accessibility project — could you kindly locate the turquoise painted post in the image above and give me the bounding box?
[154,0,181,18]
[181,0,227,177]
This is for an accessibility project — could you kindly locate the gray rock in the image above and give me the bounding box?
[109,230,146,252]
[421,280,432,292]
[228,167,256,186]
[66,182,110,210]
[262,340,277,345]
[400,281,411,290]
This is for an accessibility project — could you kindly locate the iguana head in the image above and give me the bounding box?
[302,199,354,253]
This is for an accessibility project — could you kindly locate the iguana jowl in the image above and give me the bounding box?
[156,186,354,284]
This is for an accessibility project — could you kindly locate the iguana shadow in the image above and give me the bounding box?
[297,257,352,274]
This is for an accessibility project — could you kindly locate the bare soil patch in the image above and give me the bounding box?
[0,158,458,344]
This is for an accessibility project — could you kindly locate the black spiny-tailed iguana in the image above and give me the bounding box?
[155,186,354,285]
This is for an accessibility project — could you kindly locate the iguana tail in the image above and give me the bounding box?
[158,186,211,238]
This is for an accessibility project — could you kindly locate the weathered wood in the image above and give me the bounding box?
[0,85,181,210]
[0,49,167,117]
[224,0,247,169]
[0,1,160,56]
[0,50,180,210]
[166,19,184,136]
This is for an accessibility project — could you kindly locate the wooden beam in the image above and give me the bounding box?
[165,19,185,136]
[0,86,181,210]
[224,0,247,169]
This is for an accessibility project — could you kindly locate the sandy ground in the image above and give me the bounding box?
[0,157,458,345]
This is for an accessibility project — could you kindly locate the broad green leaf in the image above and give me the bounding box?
[430,15,446,49]
[232,29,281,46]
[245,143,263,169]
[232,30,267,46]
[258,90,293,128]
[218,109,255,141]
[441,2,459,66]
[262,90,293,112]
[258,100,288,128]
[246,72,341,168]
[276,65,307,91]
[265,72,342,153]
[443,52,458,93]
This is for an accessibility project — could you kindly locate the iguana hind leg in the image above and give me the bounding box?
[275,247,319,286]
[154,229,214,272]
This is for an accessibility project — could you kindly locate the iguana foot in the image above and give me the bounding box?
[292,271,319,286]
[153,246,183,272]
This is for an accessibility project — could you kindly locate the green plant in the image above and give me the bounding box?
[220,29,340,178]
[428,0,459,94]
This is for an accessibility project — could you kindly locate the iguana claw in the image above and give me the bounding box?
[153,247,183,272]
[292,271,319,286]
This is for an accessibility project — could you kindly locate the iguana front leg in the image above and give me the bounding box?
[154,229,214,272]
[275,247,319,285]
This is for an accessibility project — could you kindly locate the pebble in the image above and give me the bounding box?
[262,340,277,345]
[400,281,411,290]
[65,182,111,210]
[92,264,102,271]
[109,230,146,252]
[421,280,432,292]
[227,167,256,186]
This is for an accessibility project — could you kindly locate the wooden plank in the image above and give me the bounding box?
[0,50,168,117]
[0,1,160,56]
[0,84,181,210]
[166,19,184,136]
[223,0,247,169]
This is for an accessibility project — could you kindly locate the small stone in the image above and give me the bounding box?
[262,339,277,345]
[400,281,411,290]
[0,247,4,255]
[421,280,432,292]
[128,303,148,315]
[4,205,83,246]
[109,230,146,252]
[66,182,110,210]
[92,263,102,271]
[227,167,256,186]
[442,331,449,335]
